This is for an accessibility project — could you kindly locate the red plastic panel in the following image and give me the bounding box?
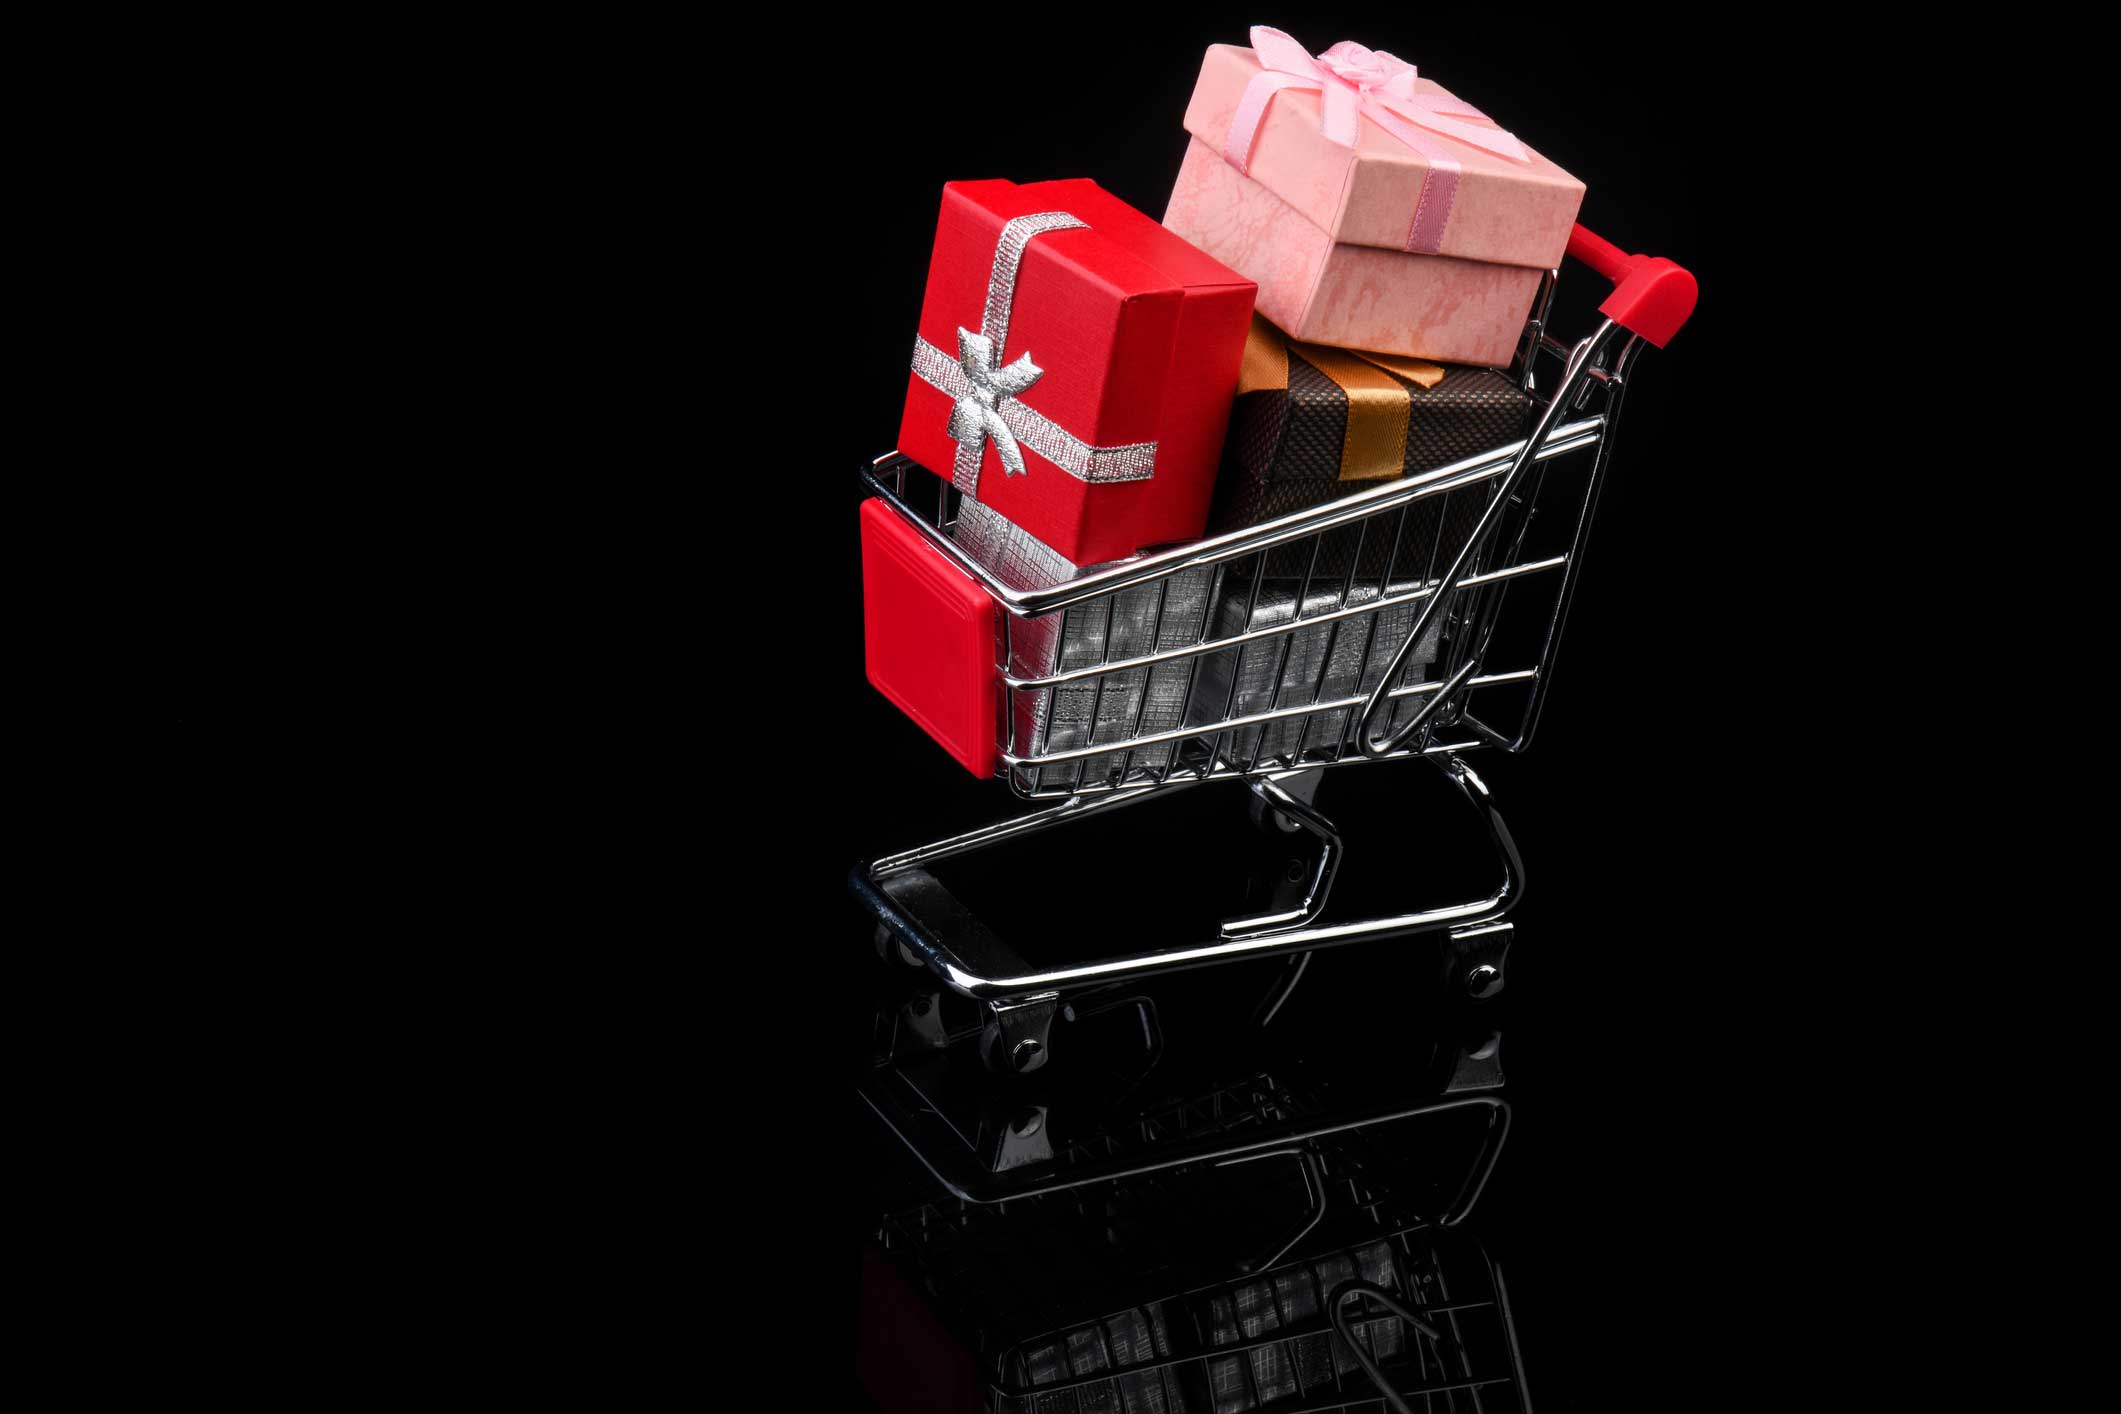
[860,499,999,777]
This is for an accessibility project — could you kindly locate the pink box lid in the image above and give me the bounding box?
[1181,40,1585,270]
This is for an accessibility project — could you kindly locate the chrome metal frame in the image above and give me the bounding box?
[854,755,1519,1004]
[858,264,1654,1009]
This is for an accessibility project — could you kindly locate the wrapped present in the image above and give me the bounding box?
[1164,27,1585,366]
[1214,314,1533,534]
[1188,570,1446,769]
[899,178,1257,567]
[1205,1241,1407,1402]
[955,499,1214,793]
[1018,1303,1189,1414]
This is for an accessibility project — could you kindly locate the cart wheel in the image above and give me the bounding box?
[1248,767,1324,836]
[980,1024,1049,1076]
[1248,790,1306,835]
[1444,922,1512,1001]
[873,924,925,970]
[976,991,1060,1076]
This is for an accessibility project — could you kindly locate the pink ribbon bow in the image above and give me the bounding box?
[1223,26,1532,254]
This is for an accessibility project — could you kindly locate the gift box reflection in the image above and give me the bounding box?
[1012,1239,1411,1413]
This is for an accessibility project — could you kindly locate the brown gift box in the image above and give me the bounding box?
[1212,315,1534,533]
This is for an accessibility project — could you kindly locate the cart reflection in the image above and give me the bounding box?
[860,1082,1531,1414]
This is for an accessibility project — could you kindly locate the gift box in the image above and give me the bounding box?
[1020,1303,1186,1412]
[899,178,1257,567]
[1214,314,1533,534]
[1187,569,1445,769]
[1204,1240,1406,1399]
[954,499,1214,793]
[1164,27,1585,366]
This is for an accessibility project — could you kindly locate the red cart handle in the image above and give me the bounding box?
[1565,224,1696,348]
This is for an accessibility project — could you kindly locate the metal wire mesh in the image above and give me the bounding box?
[873,1080,1527,1414]
[987,1219,1522,1414]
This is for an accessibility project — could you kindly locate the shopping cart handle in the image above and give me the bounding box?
[1565,224,1696,348]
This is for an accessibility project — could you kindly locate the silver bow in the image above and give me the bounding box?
[910,209,1157,495]
[945,327,1043,477]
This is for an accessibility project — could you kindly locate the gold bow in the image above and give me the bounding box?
[1237,315,1446,482]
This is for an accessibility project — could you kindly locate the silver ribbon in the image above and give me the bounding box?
[944,328,1042,478]
[910,210,1159,493]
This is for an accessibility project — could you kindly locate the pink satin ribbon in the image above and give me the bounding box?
[1222,26,1531,255]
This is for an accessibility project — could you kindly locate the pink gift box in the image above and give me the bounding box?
[1163,30,1586,367]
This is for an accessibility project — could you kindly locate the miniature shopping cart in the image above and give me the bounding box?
[862,1073,1529,1414]
[855,227,1695,1055]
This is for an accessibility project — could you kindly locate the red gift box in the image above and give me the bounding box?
[898,178,1256,567]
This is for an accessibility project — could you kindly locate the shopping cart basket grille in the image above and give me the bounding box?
[865,333,1617,801]
[866,229,1682,806]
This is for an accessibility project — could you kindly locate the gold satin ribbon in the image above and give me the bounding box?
[1235,316,1446,482]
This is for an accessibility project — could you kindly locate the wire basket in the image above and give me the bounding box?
[864,223,1693,803]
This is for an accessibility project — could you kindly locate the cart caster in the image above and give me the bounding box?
[874,923,926,970]
[895,988,951,1052]
[983,1031,1047,1074]
[985,1103,1052,1172]
[979,993,1058,1076]
[1248,767,1324,835]
[1250,797,1305,835]
[1444,1028,1506,1092]
[1445,921,1512,1000]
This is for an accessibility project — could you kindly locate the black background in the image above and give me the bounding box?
[444,6,1901,1405]
[109,4,2002,1399]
